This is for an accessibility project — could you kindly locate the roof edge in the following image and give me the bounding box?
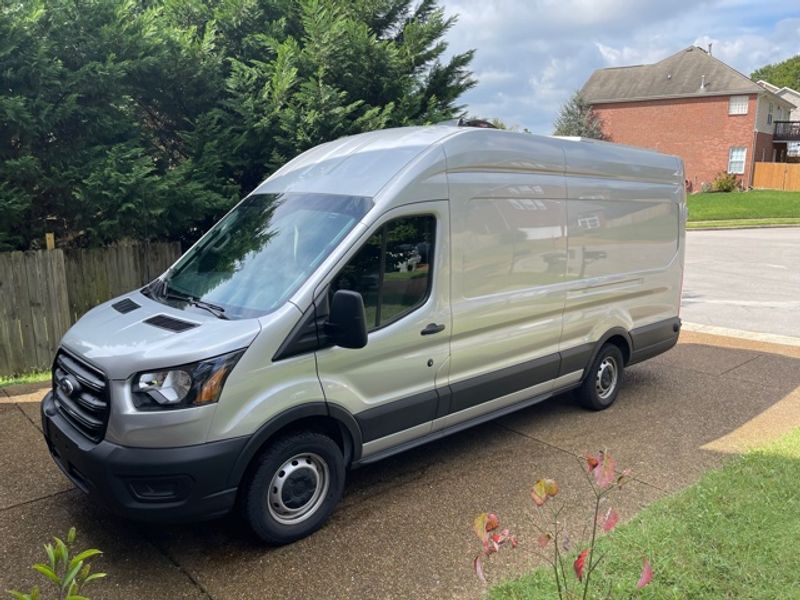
[588,90,760,104]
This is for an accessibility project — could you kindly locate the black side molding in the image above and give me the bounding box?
[449,353,560,414]
[356,389,439,442]
[628,317,681,365]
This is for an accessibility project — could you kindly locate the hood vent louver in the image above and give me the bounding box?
[112,298,140,314]
[144,315,199,333]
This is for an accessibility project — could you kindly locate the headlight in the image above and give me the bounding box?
[132,349,245,410]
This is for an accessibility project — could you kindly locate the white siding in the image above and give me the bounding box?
[755,93,796,133]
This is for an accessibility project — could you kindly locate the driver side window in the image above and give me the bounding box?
[332,215,436,330]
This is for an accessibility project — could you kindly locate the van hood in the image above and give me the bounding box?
[60,290,262,380]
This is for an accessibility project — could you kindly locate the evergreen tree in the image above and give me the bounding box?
[0,0,475,250]
[552,91,606,139]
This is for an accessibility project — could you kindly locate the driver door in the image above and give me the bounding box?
[314,201,451,459]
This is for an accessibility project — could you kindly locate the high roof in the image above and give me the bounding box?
[582,46,767,104]
[256,125,682,201]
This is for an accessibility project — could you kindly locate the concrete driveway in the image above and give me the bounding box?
[2,331,800,599]
[682,228,800,339]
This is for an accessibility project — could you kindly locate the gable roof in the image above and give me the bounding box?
[582,46,766,104]
[757,80,800,107]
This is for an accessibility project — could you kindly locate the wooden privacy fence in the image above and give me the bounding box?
[0,242,181,377]
[752,162,800,191]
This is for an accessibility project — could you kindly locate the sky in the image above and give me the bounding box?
[441,0,800,133]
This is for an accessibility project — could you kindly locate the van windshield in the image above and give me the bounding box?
[159,192,372,319]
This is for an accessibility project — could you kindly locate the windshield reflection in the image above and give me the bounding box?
[162,192,372,319]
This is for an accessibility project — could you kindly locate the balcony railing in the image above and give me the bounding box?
[774,121,800,141]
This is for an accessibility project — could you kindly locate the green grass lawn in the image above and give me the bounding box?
[0,371,50,389]
[490,427,800,599]
[687,190,800,225]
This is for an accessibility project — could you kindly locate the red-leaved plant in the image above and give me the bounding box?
[472,450,653,597]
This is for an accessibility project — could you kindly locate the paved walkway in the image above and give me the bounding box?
[2,331,800,598]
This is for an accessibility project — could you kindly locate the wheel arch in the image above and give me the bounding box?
[587,327,632,376]
[227,402,363,489]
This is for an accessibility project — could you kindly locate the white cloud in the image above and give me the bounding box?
[595,43,673,67]
[442,1,800,133]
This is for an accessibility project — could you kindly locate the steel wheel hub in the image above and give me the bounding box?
[595,356,618,400]
[267,452,329,525]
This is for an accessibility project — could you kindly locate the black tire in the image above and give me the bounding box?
[576,343,625,411]
[241,431,345,545]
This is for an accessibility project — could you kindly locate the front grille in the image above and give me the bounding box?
[52,350,110,443]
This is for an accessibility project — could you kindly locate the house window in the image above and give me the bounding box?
[768,103,773,125]
[728,147,747,174]
[728,95,749,115]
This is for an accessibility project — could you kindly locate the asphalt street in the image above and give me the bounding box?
[682,227,800,338]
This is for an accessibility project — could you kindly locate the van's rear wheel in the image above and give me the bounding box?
[242,431,344,545]
[576,344,624,410]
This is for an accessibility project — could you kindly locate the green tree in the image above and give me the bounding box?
[552,91,606,139]
[751,55,800,90]
[0,0,475,250]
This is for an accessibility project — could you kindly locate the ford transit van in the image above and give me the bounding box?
[42,124,685,544]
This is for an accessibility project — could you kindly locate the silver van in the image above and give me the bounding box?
[42,124,685,544]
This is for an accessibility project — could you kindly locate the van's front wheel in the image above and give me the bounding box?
[242,432,344,545]
[576,344,624,410]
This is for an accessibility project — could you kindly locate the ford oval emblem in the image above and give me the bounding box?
[59,377,75,397]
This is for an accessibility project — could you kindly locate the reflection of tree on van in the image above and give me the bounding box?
[170,196,278,299]
[166,193,371,317]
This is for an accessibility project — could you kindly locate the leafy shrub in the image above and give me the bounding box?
[711,172,738,193]
[6,527,105,600]
[473,451,652,597]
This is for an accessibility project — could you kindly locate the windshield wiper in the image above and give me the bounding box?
[160,287,229,320]
[189,298,229,320]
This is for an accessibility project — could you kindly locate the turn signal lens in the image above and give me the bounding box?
[197,365,231,405]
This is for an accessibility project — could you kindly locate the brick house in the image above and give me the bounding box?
[581,46,798,190]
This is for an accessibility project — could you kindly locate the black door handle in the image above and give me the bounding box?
[421,323,445,335]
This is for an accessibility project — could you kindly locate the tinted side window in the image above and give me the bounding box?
[333,215,435,329]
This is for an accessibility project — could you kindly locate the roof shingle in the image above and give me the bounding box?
[581,46,764,104]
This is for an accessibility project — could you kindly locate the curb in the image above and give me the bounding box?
[681,322,800,348]
[687,225,800,231]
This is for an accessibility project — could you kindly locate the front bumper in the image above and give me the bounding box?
[41,391,248,522]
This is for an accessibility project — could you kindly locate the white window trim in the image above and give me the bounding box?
[728,147,747,175]
[728,95,749,115]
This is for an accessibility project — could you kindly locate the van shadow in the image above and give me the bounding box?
[78,342,800,565]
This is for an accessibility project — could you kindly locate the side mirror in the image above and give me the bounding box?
[325,290,368,349]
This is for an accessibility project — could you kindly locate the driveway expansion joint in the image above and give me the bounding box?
[495,421,580,459]
[146,536,216,600]
[15,402,42,433]
[718,353,763,376]
[0,488,75,514]
[495,422,669,494]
